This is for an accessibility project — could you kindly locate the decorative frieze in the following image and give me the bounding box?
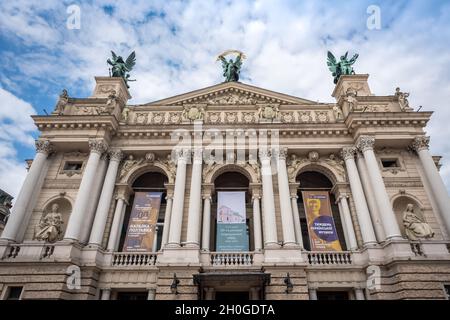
[182,105,205,121]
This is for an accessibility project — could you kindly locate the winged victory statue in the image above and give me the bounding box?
[217,50,246,82]
[107,51,136,88]
[327,51,359,84]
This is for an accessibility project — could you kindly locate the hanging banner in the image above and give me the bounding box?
[216,191,248,251]
[302,191,342,251]
[123,192,162,252]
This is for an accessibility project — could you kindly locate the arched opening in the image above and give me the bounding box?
[118,171,168,252]
[295,171,347,251]
[210,171,252,251]
[393,196,424,239]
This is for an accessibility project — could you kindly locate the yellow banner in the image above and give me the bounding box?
[302,191,342,251]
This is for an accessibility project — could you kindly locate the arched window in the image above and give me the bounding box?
[118,172,168,252]
[210,171,252,251]
[295,171,347,251]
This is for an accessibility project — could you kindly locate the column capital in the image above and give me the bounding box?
[272,147,288,160]
[192,148,203,161]
[202,195,212,201]
[356,135,375,152]
[109,149,123,162]
[89,139,108,155]
[35,139,53,155]
[174,148,191,162]
[340,146,356,160]
[411,136,430,152]
[258,149,271,161]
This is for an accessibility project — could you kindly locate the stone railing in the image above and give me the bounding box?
[307,251,352,265]
[210,252,254,266]
[111,252,157,267]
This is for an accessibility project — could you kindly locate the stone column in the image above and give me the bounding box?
[290,194,304,248]
[204,288,214,300]
[152,225,159,252]
[354,288,365,300]
[252,194,263,252]
[88,150,123,247]
[100,289,111,300]
[167,149,189,247]
[186,149,203,247]
[338,195,358,250]
[356,151,386,242]
[201,195,212,251]
[337,200,350,247]
[64,139,107,241]
[106,187,130,251]
[250,287,261,300]
[412,136,450,235]
[161,194,173,249]
[341,147,377,246]
[357,136,402,240]
[275,148,297,246]
[1,140,52,242]
[308,288,318,300]
[147,288,156,300]
[259,149,278,247]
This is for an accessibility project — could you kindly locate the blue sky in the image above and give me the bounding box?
[1,0,450,198]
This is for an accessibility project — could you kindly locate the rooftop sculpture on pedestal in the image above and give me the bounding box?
[107,51,136,88]
[217,50,246,82]
[327,51,359,84]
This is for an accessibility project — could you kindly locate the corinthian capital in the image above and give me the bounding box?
[89,139,108,154]
[273,147,288,160]
[356,136,375,152]
[258,149,271,161]
[35,139,53,155]
[340,147,356,160]
[411,136,430,152]
[109,149,123,162]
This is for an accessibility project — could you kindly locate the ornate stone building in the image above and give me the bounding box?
[0,74,450,300]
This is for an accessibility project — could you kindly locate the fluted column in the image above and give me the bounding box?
[167,149,189,247]
[274,148,297,246]
[88,150,123,247]
[338,195,358,250]
[201,195,212,251]
[290,194,304,248]
[356,136,402,240]
[1,140,52,242]
[412,136,450,235]
[64,139,107,241]
[341,147,377,245]
[252,193,263,252]
[186,148,203,247]
[259,149,278,247]
[161,194,173,249]
[356,151,386,241]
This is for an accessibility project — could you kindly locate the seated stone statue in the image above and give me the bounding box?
[34,204,64,243]
[402,204,434,241]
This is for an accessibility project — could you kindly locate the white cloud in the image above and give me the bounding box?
[0,0,450,191]
[0,88,37,198]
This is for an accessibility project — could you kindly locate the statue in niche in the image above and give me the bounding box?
[34,203,64,243]
[402,203,434,241]
[344,87,357,112]
[121,106,130,123]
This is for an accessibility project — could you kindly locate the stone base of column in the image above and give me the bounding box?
[282,242,300,248]
[264,247,304,264]
[184,242,200,249]
[264,242,281,249]
[164,242,181,249]
[159,247,200,265]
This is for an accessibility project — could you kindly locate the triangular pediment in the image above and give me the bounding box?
[143,82,317,106]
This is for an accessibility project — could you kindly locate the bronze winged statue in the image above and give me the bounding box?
[107,51,136,88]
[217,50,246,82]
[327,51,359,84]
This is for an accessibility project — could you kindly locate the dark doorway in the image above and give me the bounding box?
[215,291,249,300]
[116,292,148,300]
[316,291,349,300]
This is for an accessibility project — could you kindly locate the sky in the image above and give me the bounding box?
[1,0,450,199]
